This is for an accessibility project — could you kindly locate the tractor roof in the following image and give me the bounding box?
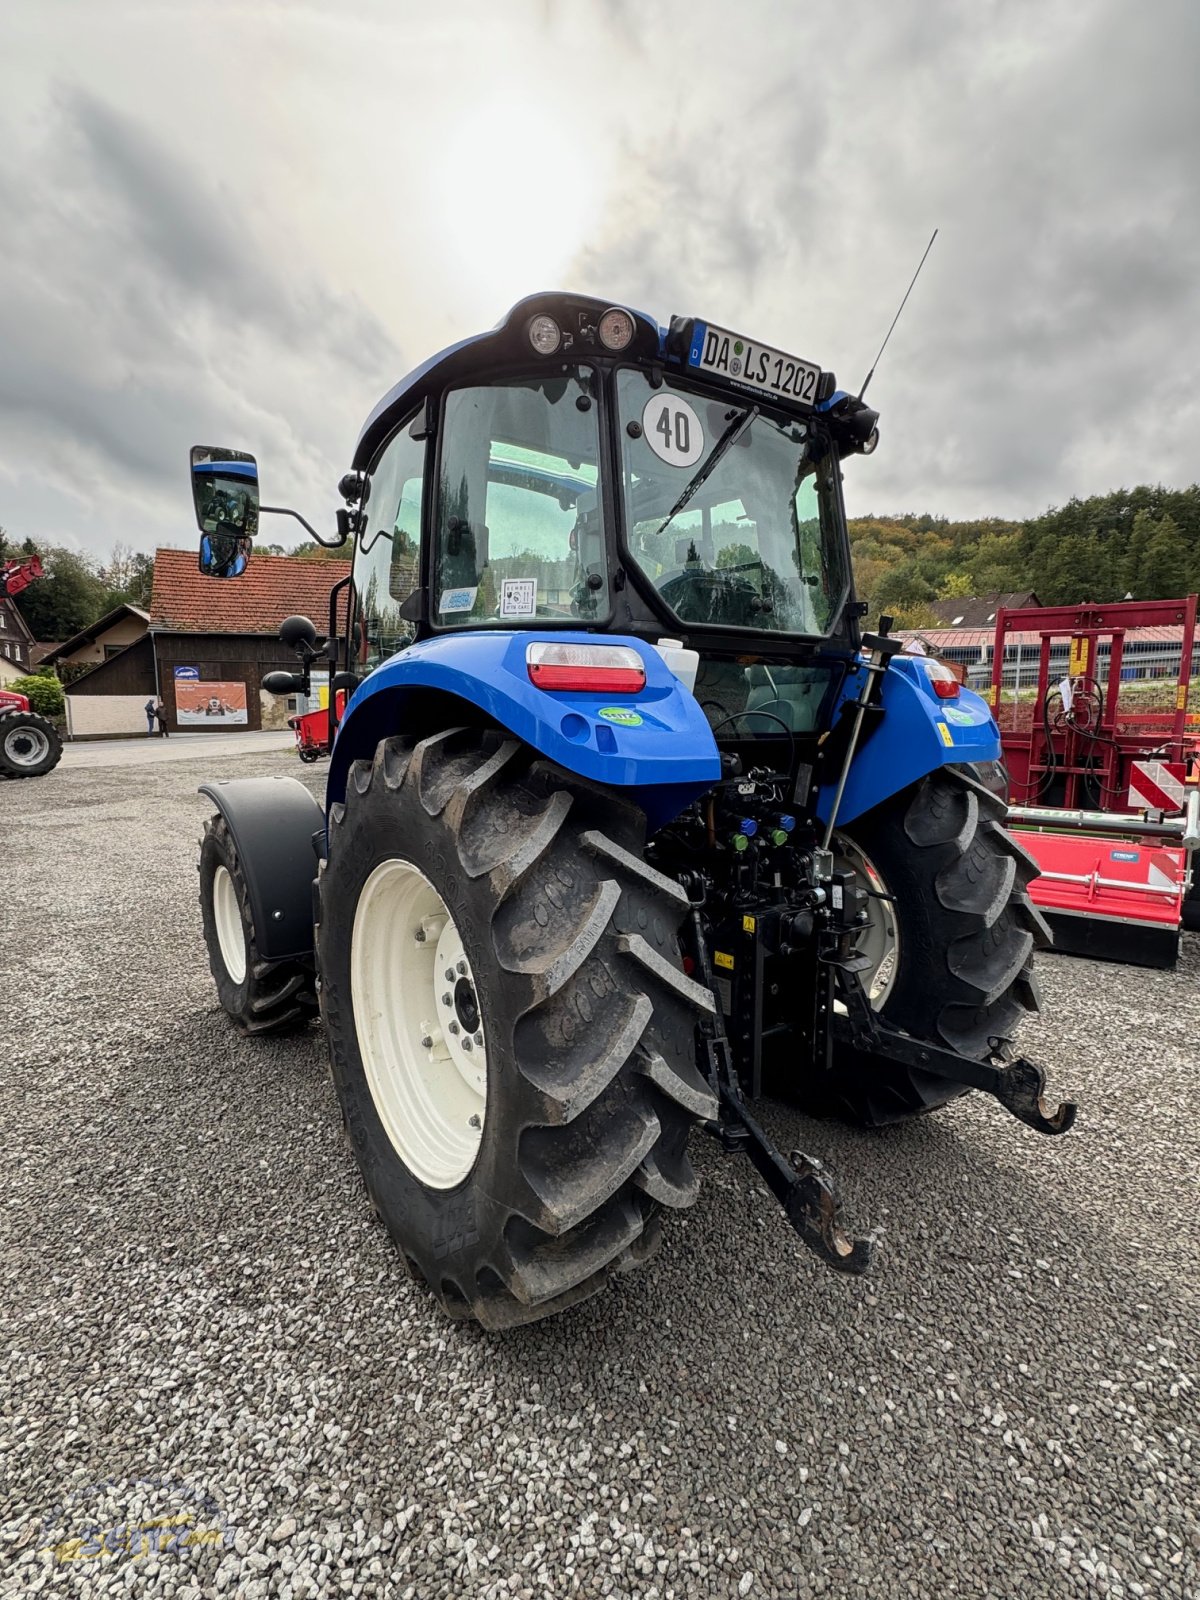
[352,291,872,472]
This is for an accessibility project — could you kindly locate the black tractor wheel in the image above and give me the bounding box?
[808,765,1049,1127]
[198,814,318,1034]
[315,728,717,1329]
[0,709,64,780]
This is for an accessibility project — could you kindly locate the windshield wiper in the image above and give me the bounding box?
[652,404,759,539]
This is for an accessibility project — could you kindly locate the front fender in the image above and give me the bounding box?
[199,776,323,961]
[815,654,1002,828]
[327,631,720,833]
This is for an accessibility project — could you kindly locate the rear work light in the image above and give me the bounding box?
[526,641,646,693]
[923,659,961,698]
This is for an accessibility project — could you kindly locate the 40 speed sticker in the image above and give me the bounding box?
[598,707,644,726]
[642,392,703,468]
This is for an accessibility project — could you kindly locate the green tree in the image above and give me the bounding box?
[937,571,975,599]
[12,546,110,641]
[1138,514,1190,598]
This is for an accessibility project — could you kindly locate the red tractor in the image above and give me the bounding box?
[0,556,64,781]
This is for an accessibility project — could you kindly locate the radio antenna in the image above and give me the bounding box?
[858,228,938,399]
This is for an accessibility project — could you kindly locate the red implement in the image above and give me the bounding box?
[988,595,1200,968]
[1011,827,1186,968]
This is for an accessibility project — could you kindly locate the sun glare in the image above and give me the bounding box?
[428,100,602,311]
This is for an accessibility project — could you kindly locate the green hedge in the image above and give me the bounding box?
[9,673,65,718]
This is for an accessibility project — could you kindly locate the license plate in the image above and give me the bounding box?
[687,321,821,407]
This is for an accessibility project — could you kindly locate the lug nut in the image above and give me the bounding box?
[474,1031,483,1047]
[421,1035,433,1049]
[456,959,467,976]
[468,1114,481,1129]
[448,1021,459,1036]
[462,1038,473,1052]
[444,968,455,983]
[442,992,453,1006]
[414,928,426,943]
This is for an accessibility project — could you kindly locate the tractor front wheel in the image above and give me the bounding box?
[198,814,318,1034]
[809,765,1049,1127]
[316,729,717,1329]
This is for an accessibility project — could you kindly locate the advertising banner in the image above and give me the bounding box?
[175,679,248,726]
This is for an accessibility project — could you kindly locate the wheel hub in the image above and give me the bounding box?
[4,725,50,766]
[453,976,480,1035]
[351,860,487,1188]
[832,834,899,1007]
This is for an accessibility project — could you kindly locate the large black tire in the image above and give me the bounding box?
[0,708,63,779]
[812,765,1049,1127]
[198,814,319,1034]
[316,728,717,1330]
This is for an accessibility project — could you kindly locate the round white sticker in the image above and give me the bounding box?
[641,393,704,468]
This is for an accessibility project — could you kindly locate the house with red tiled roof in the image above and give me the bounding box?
[65,548,350,737]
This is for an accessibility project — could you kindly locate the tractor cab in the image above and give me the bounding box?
[347,294,877,668]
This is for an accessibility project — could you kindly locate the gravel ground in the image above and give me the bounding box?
[2,745,1197,1600]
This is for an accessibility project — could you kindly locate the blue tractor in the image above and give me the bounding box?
[191,294,1075,1328]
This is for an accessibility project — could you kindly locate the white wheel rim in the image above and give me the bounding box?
[212,865,248,984]
[351,859,487,1189]
[4,725,50,766]
[832,834,900,1007]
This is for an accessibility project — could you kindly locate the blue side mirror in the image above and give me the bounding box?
[191,446,259,577]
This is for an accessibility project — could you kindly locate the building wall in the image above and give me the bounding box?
[154,631,299,732]
[67,635,157,698]
[66,694,151,738]
[0,654,29,687]
[0,595,35,670]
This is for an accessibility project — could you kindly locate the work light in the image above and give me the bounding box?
[527,314,561,355]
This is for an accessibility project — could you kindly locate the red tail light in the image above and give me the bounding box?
[526,642,646,694]
[923,660,961,699]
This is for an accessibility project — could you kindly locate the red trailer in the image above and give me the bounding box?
[286,689,346,764]
[987,596,1200,967]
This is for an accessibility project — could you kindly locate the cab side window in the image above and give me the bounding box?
[354,414,426,670]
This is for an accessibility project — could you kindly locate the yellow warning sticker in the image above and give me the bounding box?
[1177,685,1189,711]
[742,915,756,934]
[936,721,954,747]
[1069,636,1090,676]
[714,950,735,971]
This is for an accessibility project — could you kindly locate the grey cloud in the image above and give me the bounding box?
[573,0,1200,518]
[0,84,404,554]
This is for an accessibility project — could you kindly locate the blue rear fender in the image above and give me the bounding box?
[815,654,1002,828]
[327,631,721,833]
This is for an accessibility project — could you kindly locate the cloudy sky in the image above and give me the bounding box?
[2,0,1198,562]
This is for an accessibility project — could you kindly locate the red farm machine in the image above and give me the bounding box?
[0,555,64,781]
[982,595,1199,968]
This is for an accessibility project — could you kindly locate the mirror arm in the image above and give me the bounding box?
[260,505,348,549]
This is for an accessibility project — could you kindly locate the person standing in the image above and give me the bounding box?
[144,697,157,735]
[154,700,170,738]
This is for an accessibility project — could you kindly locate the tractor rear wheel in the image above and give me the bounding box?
[315,728,717,1329]
[0,709,63,779]
[198,814,318,1034]
[809,765,1049,1127]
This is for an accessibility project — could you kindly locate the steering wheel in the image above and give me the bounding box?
[657,566,760,626]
